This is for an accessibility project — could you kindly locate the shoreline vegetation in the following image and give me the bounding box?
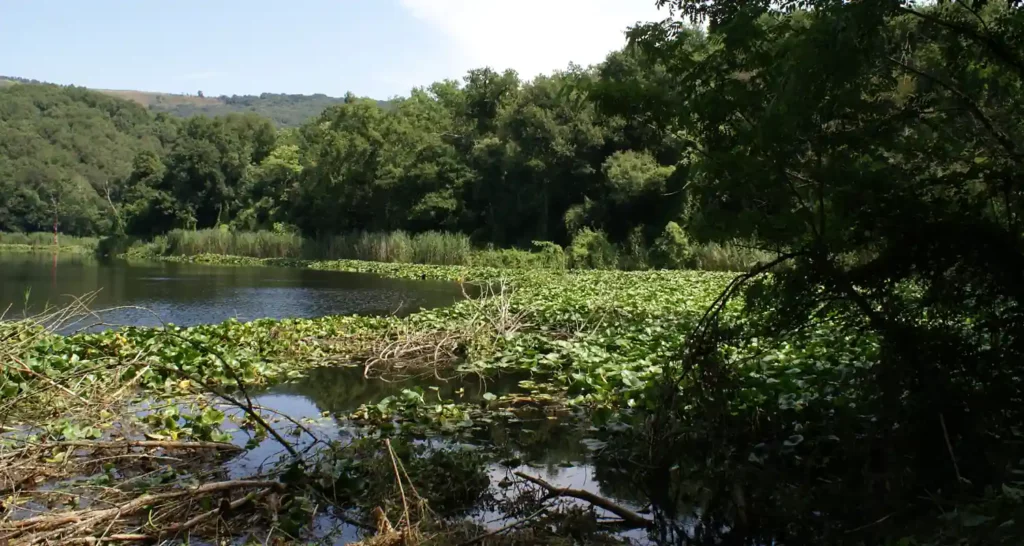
[0,232,98,253]
[3,228,778,273]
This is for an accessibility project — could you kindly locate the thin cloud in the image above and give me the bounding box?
[399,0,664,80]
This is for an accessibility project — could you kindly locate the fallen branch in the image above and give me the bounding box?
[65,534,152,544]
[513,472,651,529]
[3,479,284,535]
[27,440,242,452]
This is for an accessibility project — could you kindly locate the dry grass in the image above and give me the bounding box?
[359,280,529,379]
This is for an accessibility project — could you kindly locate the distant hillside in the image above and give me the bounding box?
[0,76,374,127]
[0,76,36,87]
[0,82,175,234]
[103,89,354,128]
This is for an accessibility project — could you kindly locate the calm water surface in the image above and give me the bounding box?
[239,367,652,543]
[0,252,465,329]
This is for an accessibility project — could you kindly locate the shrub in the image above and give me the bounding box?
[567,228,618,270]
[621,227,651,271]
[651,222,694,269]
[469,241,564,269]
[96,235,141,257]
[691,241,777,272]
[530,240,566,269]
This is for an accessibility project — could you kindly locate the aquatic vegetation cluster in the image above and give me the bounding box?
[0,260,892,544]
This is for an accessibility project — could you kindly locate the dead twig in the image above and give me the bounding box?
[385,439,411,528]
[20,440,242,452]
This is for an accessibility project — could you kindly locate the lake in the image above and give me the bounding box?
[0,252,466,330]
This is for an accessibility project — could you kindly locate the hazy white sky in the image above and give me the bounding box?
[0,0,666,98]
[399,0,663,81]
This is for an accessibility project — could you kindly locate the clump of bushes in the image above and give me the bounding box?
[621,227,651,271]
[691,241,777,272]
[651,221,694,269]
[567,228,618,270]
[470,241,565,269]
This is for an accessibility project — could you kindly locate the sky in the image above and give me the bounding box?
[0,0,665,99]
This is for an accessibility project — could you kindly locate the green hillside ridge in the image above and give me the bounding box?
[0,75,378,127]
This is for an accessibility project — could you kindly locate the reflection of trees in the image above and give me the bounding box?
[276,367,489,415]
[278,368,534,415]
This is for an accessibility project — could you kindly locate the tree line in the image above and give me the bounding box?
[0,57,704,259]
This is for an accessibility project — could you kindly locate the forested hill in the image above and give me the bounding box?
[0,76,369,127]
[0,82,178,234]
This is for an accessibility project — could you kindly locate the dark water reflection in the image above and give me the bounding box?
[0,252,466,329]
[242,367,654,543]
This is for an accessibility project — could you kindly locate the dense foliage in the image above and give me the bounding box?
[625,1,1024,544]
[0,84,175,234]
[0,63,704,257]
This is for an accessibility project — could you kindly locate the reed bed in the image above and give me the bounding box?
[160,229,475,265]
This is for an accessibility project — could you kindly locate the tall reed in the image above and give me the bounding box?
[410,231,472,266]
[158,228,474,265]
[163,229,304,259]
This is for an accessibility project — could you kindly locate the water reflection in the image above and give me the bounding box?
[0,252,466,329]
[252,368,653,539]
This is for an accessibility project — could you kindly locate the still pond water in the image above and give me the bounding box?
[0,252,465,329]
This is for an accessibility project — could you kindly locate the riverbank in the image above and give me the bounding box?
[110,227,773,272]
[0,232,98,254]
[0,243,94,254]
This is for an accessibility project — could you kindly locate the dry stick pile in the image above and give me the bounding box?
[361,280,530,379]
[0,403,291,544]
[0,299,300,545]
[3,477,283,544]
